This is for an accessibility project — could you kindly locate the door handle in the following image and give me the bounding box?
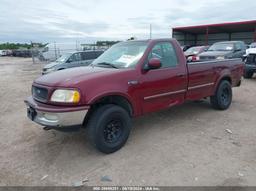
[177,73,185,77]
[128,80,139,86]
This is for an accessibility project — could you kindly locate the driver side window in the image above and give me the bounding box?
[69,53,81,62]
[148,42,178,68]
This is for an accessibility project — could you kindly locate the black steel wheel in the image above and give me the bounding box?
[210,80,232,110]
[86,104,131,154]
[103,119,123,144]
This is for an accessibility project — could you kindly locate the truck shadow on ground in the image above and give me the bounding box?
[34,99,215,159]
[22,98,239,186]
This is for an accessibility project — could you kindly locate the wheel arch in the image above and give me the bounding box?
[83,93,135,126]
[214,74,232,93]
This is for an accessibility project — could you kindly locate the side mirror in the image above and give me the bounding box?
[146,58,161,70]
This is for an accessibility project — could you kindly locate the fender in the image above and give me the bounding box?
[213,68,232,92]
[87,91,138,116]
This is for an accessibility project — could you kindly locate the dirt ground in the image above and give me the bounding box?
[0,56,256,186]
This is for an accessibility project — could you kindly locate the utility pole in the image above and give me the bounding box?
[31,41,35,64]
[54,41,57,60]
[149,24,152,39]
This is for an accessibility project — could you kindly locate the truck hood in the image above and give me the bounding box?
[34,66,121,87]
[199,51,233,57]
[184,52,197,57]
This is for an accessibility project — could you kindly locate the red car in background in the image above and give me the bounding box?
[185,46,209,62]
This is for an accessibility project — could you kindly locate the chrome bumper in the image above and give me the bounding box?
[32,109,88,127]
[25,97,89,128]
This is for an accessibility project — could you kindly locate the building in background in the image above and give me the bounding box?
[172,20,256,46]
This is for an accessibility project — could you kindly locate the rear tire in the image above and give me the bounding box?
[244,70,254,79]
[86,104,131,154]
[210,80,232,110]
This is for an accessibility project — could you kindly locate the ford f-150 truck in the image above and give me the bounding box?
[25,39,244,153]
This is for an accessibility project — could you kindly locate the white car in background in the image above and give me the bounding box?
[244,42,256,78]
[0,50,8,56]
[245,42,256,56]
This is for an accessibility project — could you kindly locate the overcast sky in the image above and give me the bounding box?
[0,0,255,43]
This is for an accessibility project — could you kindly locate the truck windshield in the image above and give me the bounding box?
[56,53,72,63]
[92,41,148,69]
[208,43,234,51]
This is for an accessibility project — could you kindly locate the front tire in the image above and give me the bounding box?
[210,80,232,110]
[86,104,131,154]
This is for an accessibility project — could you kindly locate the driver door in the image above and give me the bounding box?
[139,42,187,114]
[67,53,82,68]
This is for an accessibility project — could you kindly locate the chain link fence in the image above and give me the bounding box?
[0,41,119,65]
[30,42,115,64]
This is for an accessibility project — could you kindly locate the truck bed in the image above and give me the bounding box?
[186,58,244,100]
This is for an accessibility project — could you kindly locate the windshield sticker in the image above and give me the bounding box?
[226,46,233,50]
[117,54,141,65]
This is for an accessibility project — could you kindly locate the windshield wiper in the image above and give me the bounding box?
[94,62,119,69]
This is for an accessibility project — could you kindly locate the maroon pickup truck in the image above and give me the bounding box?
[25,39,244,153]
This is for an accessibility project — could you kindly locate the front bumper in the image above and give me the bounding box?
[245,64,256,72]
[25,96,89,128]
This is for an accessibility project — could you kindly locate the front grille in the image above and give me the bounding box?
[246,54,256,65]
[32,86,48,102]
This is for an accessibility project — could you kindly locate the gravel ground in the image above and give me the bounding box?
[0,57,256,186]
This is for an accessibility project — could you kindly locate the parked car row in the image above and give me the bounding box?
[0,49,32,57]
[0,49,12,56]
[183,41,256,79]
[12,49,32,57]
[183,41,247,63]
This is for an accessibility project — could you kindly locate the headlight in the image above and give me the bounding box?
[216,56,225,60]
[51,89,80,103]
